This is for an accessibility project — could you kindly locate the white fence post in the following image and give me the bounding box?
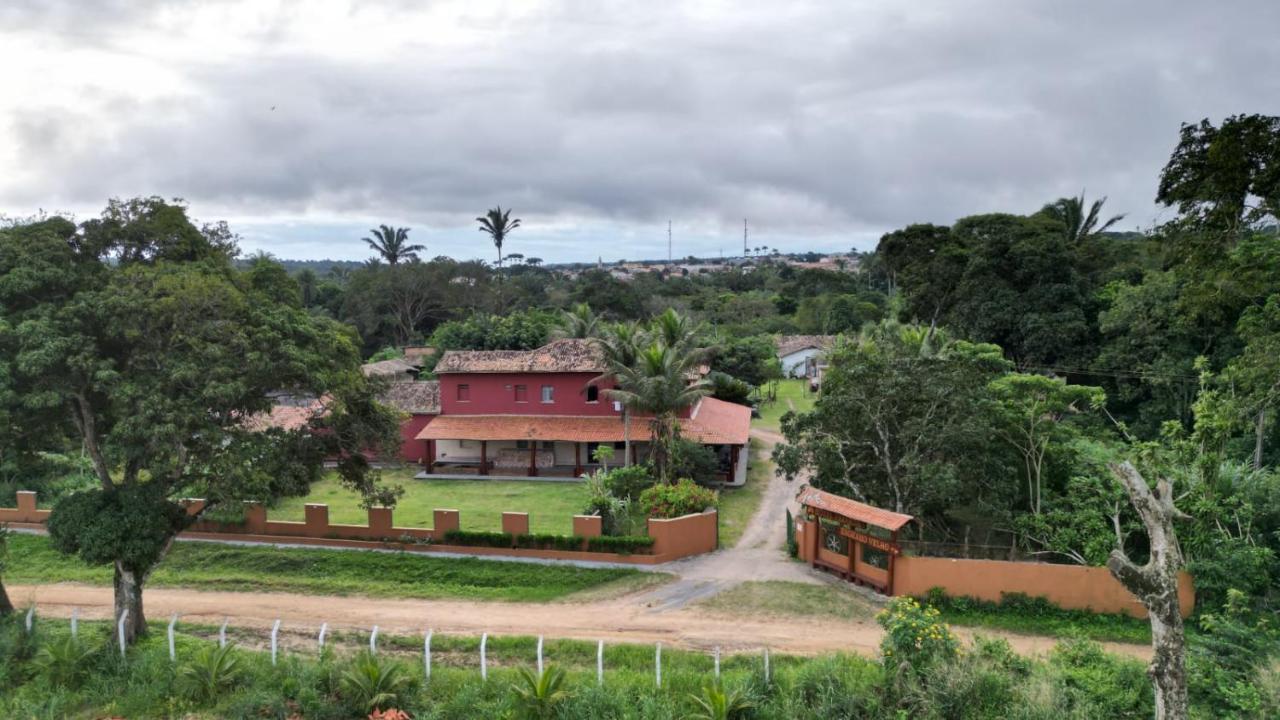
[219,618,229,648]
[536,635,544,676]
[117,609,129,659]
[480,633,488,681]
[763,647,770,684]
[24,607,34,634]
[167,614,179,663]
[597,640,604,686]
[424,629,433,682]
[655,642,662,688]
[370,625,379,655]
[317,622,328,652]
[270,619,281,666]
[714,646,720,680]
[70,607,79,639]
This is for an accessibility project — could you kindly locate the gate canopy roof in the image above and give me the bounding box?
[796,485,914,532]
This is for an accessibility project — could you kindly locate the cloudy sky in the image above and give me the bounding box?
[2,1,1277,263]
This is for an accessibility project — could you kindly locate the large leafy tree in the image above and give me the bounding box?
[1157,114,1280,239]
[988,373,1105,515]
[363,225,424,265]
[0,199,400,643]
[775,322,1012,522]
[476,206,521,268]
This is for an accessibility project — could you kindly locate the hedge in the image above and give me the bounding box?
[586,535,656,555]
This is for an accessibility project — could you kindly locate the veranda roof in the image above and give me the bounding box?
[417,397,751,445]
[795,485,914,532]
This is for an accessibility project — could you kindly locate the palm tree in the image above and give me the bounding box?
[554,303,600,340]
[508,665,570,720]
[650,308,712,366]
[296,268,318,306]
[687,681,755,720]
[363,225,424,265]
[608,342,710,483]
[476,206,521,268]
[1045,192,1125,244]
[592,322,646,466]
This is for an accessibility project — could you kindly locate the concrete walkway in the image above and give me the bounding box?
[629,427,829,612]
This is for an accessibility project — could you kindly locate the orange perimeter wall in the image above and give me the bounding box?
[894,555,1195,619]
[0,491,718,566]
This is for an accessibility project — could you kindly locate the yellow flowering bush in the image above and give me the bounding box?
[876,596,959,671]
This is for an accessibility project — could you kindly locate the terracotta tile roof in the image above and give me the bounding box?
[242,400,326,432]
[382,380,440,415]
[434,339,605,374]
[795,485,914,531]
[361,358,420,378]
[418,397,751,445]
[775,335,835,357]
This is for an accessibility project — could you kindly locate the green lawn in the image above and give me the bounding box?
[697,580,878,621]
[716,438,771,548]
[273,470,590,535]
[754,378,817,431]
[5,533,641,603]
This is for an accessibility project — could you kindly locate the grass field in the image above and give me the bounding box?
[754,378,817,431]
[0,615,1164,719]
[716,438,771,548]
[697,580,879,621]
[273,471,590,535]
[5,533,642,603]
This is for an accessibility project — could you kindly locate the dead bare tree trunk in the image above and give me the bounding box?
[1253,408,1265,470]
[1107,461,1190,720]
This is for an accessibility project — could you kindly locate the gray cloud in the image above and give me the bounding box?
[2,0,1278,261]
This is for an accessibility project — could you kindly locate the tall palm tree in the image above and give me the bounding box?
[554,303,600,340]
[592,322,646,466]
[608,342,710,483]
[650,308,712,366]
[476,206,521,268]
[363,225,424,265]
[1045,192,1125,244]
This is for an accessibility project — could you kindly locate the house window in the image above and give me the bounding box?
[613,441,626,450]
[586,385,599,403]
[514,384,527,402]
[542,441,555,450]
[516,440,530,450]
[540,385,554,403]
[456,384,470,401]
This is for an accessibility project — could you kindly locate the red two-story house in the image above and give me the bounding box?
[415,339,751,484]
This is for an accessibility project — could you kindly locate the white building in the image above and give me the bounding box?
[775,335,835,379]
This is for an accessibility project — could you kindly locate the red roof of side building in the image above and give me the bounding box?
[417,397,751,445]
[795,484,915,532]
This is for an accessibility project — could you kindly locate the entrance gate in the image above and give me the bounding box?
[795,485,913,594]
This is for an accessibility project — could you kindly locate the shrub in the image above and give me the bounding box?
[32,634,96,688]
[509,665,570,719]
[669,439,722,486]
[600,464,656,501]
[339,651,414,713]
[514,534,588,552]
[687,680,755,720]
[442,530,512,548]
[876,597,959,672]
[639,479,718,519]
[585,535,655,555]
[177,642,243,704]
[582,469,638,535]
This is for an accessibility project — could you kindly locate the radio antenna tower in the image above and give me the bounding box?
[743,219,748,257]
[668,220,672,265]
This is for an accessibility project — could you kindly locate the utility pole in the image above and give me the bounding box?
[743,219,748,258]
[667,220,672,265]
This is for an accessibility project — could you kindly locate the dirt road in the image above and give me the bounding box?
[7,582,1148,659]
